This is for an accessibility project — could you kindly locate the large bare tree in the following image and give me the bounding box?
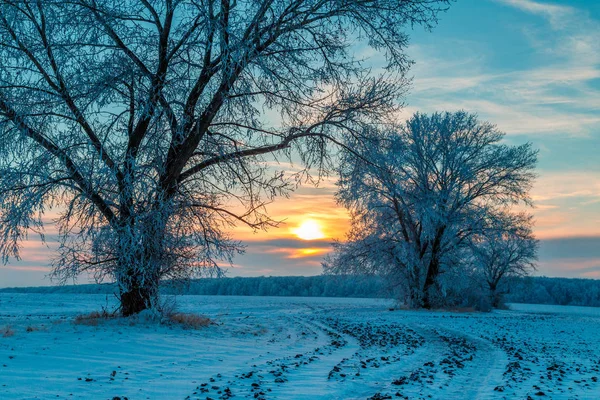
[324,111,538,308]
[0,0,449,315]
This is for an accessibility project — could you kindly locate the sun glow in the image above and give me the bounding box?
[292,219,326,240]
[296,248,328,257]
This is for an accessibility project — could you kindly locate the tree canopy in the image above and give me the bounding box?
[325,111,538,308]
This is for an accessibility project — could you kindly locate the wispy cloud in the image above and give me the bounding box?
[4,265,50,272]
[501,0,600,66]
[260,247,330,259]
[532,172,600,202]
[531,171,600,239]
[538,257,600,278]
[537,235,600,277]
[496,0,576,29]
[406,1,600,137]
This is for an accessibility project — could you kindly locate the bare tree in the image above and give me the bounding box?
[0,0,449,315]
[471,213,538,308]
[325,111,538,308]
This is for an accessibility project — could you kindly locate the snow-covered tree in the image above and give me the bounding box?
[324,111,538,308]
[0,0,449,315]
[471,212,538,308]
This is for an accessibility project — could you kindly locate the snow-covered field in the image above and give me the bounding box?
[1,294,599,399]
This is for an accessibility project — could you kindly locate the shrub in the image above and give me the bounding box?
[1,325,15,337]
[73,310,115,326]
[167,313,213,330]
[25,326,41,333]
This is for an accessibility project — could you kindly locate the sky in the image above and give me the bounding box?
[1,0,599,287]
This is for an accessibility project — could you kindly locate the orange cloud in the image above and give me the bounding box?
[293,248,329,257]
[522,171,600,239]
[259,246,331,259]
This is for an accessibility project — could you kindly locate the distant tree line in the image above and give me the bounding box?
[0,276,391,298]
[2,275,599,308]
[503,276,600,307]
[171,276,391,298]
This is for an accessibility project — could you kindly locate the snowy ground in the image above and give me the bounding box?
[1,294,599,399]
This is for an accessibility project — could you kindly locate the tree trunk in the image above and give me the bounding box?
[116,211,167,316]
[118,270,160,316]
[422,226,446,309]
[120,280,155,316]
[422,257,440,309]
[408,287,423,309]
[489,282,500,309]
[116,239,162,316]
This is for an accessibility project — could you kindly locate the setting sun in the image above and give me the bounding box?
[292,219,326,240]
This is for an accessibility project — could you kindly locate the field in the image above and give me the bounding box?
[1,294,599,399]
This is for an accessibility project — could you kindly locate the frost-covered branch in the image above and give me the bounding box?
[327,111,538,309]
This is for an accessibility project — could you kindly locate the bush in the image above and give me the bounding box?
[73,310,115,326]
[1,325,15,337]
[167,313,213,330]
[25,325,43,333]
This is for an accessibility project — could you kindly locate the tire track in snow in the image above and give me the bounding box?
[262,316,361,399]
[377,325,461,399]
[185,310,363,399]
[432,327,509,399]
[356,323,508,400]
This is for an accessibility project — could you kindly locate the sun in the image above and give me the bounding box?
[292,219,326,240]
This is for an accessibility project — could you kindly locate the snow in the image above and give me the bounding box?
[1,294,599,399]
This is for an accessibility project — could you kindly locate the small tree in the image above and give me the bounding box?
[325,111,538,308]
[0,0,449,315]
[471,213,538,308]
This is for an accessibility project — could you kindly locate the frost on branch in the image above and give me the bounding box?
[324,111,538,309]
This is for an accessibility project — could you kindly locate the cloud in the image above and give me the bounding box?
[259,247,329,259]
[245,238,332,250]
[496,0,576,29]
[401,98,600,136]
[405,1,600,138]
[4,265,50,272]
[406,61,600,137]
[244,237,333,261]
[224,236,335,277]
[532,172,600,203]
[539,236,600,259]
[534,236,600,277]
[530,171,600,239]
[501,0,600,68]
[537,257,600,278]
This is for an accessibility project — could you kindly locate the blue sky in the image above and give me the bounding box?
[1,0,599,287]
